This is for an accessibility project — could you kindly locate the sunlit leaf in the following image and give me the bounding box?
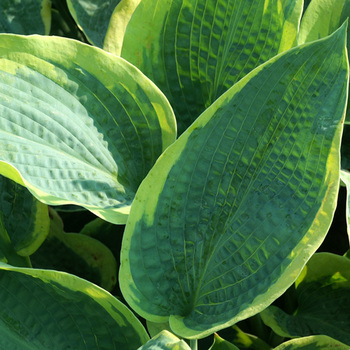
[138,331,191,350]
[0,34,176,224]
[120,25,348,338]
[274,335,349,350]
[118,0,303,134]
[299,0,350,46]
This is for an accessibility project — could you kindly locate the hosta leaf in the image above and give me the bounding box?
[0,220,30,267]
[118,0,303,134]
[103,0,141,55]
[120,25,348,338]
[299,0,350,120]
[229,325,272,350]
[274,336,349,350]
[31,208,117,291]
[0,263,149,349]
[261,253,350,345]
[0,0,51,35]
[0,34,176,224]
[299,0,350,46]
[67,0,120,47]
[209,334,239,350]
[146,320,173,338]
[0,175,49,256]
[50,0,86,41]
[137,331,191,350]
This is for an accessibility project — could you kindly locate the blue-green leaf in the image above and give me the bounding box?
[0,34,176,224]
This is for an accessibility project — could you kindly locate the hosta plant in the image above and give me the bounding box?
[0,0,349,349]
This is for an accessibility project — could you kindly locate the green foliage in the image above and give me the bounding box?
[261,253,350,344]
[120,24,348,338]
[0,0,349,349]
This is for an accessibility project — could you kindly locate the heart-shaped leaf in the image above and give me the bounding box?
[261,253,350,345]
[0,34,176,224]
[0,262,149,349]
[120,24,348,338]
[117,0,303,134]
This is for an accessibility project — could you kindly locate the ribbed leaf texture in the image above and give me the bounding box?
[119,0,303,134]
[120,25,348,338]
[0,35,176,224]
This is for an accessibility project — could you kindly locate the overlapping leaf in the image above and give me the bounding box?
[50,0,86,41]
[103,0,141,55]
[209,334,239,350]
[117,0,303,134]
[0,263,149,349]
[299,0,350,46]
[0,220,30,267]
[261,253,350,345]
[274,336,349,350]
[120,25,348,338]
[31,208,117,291]
[0,175,49,256]
[228,325,272,350]
[0,0,51,35]
[0,35,176,224]
[67,0,120,47]
[138,331,191,350]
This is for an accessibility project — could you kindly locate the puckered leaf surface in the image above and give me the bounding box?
[118,0,303,134]
[120,25,348,338]
[0,35,176,224]
[0,262,149,349]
